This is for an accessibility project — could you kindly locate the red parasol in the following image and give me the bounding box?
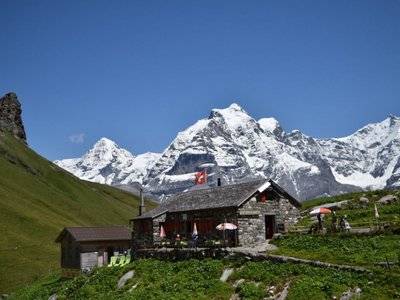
[160,224,166,238]
[216,223,237,230]
[309,207,332,215]
[192,222,198,236]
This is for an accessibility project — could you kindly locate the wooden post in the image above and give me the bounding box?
[398,253,400,268]
[139,188,146,216]
[386,256,391,272]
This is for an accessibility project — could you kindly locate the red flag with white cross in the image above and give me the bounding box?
[194,169,206,185]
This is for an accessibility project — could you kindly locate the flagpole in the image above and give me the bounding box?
[374,204,379,230]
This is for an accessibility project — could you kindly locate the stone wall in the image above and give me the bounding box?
[132,219,154,249]
[152,214,167,244]
[237,194,300,246]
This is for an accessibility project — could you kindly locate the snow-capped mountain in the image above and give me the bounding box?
[317,115,400,190]
[54,137,160,186]
[54,104,400,201]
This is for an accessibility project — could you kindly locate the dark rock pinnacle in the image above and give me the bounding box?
[0,92,27,144]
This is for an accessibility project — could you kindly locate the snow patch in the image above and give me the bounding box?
[275,153,316,173]
[330,167,386,190]
[160,173,196,183]
[258,117,279,132]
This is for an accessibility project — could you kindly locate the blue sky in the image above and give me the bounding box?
[1,1,399,161]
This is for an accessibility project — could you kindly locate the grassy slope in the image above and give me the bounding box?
[0,132,156,293]
[297,189,400,228]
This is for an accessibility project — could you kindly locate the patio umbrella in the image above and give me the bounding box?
[309,207,332,215]
[160,225,166,238]
[192,222,198,236]
[216,223,237,230]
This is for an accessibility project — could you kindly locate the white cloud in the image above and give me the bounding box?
[69,133,85,144]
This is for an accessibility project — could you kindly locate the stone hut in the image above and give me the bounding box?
[131,179,301,247]
[55,226,131,277]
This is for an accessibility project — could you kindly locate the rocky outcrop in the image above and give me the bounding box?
[0,92,27,143]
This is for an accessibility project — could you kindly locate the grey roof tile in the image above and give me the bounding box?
[131,179,300,220]
[55,226,131,242]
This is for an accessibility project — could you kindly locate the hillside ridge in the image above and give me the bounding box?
[0,131,155,293]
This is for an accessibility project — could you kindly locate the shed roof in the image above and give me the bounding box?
[132,179,300,220]
[55,226,131,243]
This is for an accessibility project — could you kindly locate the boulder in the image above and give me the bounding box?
[220,268,234,282]
[377,195,397,205]
[340,287,362,300]
[359,197,369,208]
[117,270,134,288]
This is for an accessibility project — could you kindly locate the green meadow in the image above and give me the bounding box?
[8,258,400,299]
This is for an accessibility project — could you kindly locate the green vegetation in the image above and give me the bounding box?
[298,190,400,228]
[270,232,400,269]
[0,132,156,293]
[9,259,400,299]
[272,189,400,273]
[300,189,397,211]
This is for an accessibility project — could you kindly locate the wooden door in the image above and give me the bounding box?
[265,215,275,239]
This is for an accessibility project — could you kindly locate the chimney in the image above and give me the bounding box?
[217,178,221,187]
[139,188,146,216]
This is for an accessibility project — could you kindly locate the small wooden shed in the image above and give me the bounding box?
[55,226,131,276]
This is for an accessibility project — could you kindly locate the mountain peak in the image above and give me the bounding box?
[209,103,252,132]
[94,137,117,147]
[228,103,245,111]
[210,103,247,116]
[388,114,400,128]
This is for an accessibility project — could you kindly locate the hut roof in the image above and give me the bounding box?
[132,179,300,220]
[55,226,131,243]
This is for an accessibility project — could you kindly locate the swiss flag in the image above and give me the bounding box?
[374,204,379,219]
[261,193,267,202]
[194,169,207,185]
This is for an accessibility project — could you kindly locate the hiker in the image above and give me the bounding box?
[190,233,198,248]
[317,213,323,233]
[331,211,338,233]
[174,234,181,247]
[308,224,316,234]
[343,215,351,232]
[339,216,345,232]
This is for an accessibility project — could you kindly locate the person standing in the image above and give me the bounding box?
[191,233,198,249]
[331,211,338,233]
[317,213,323,233]
[344,215,351,232]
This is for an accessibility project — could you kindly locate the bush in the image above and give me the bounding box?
[236,281,265,300]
